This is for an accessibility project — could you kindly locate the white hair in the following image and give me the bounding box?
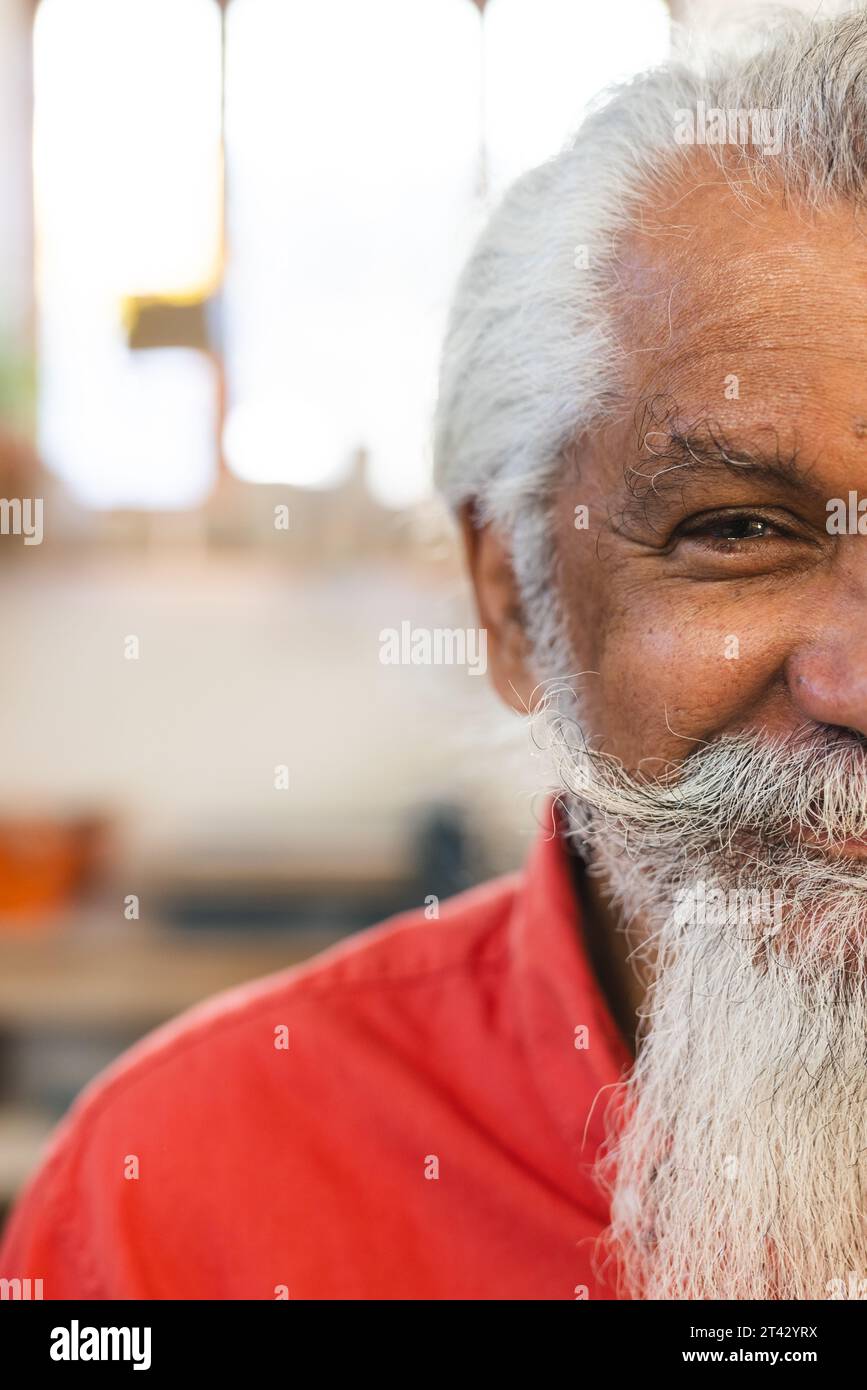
[433,4,867,677]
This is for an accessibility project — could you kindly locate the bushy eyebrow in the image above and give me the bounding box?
[618,422,826,530]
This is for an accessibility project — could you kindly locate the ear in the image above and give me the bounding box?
[458,503,540,714]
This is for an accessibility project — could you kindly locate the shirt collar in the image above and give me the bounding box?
[508,804,633,1196]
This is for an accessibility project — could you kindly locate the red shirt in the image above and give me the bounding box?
[0,822,632,1300]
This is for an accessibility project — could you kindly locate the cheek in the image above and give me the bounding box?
[564,588,791,767]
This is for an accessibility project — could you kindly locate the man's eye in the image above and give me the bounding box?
[679,512,788,546]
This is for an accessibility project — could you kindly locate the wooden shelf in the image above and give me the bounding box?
[0,924,342,1029]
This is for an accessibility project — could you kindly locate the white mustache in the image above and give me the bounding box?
[544,715,867,852]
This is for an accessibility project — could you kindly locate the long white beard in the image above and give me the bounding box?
[544,710,867,1299]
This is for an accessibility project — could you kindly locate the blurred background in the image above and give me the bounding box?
[0,0,759,1225]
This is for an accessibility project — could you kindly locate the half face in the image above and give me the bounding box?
[464,164,867,1301]
[549,171,867,788]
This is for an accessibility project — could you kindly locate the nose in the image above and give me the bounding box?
[787,637,867,741]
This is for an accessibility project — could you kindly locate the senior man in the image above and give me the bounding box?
[5,10,867,1301]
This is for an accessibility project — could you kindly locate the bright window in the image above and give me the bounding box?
[33,0,670,512]
[33,0,223,508]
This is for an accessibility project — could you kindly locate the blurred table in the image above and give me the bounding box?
[0,922,342,1028]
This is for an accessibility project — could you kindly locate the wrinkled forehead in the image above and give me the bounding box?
[610,171,867,452]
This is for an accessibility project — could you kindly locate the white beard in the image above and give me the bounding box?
[546,714,867,1300]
